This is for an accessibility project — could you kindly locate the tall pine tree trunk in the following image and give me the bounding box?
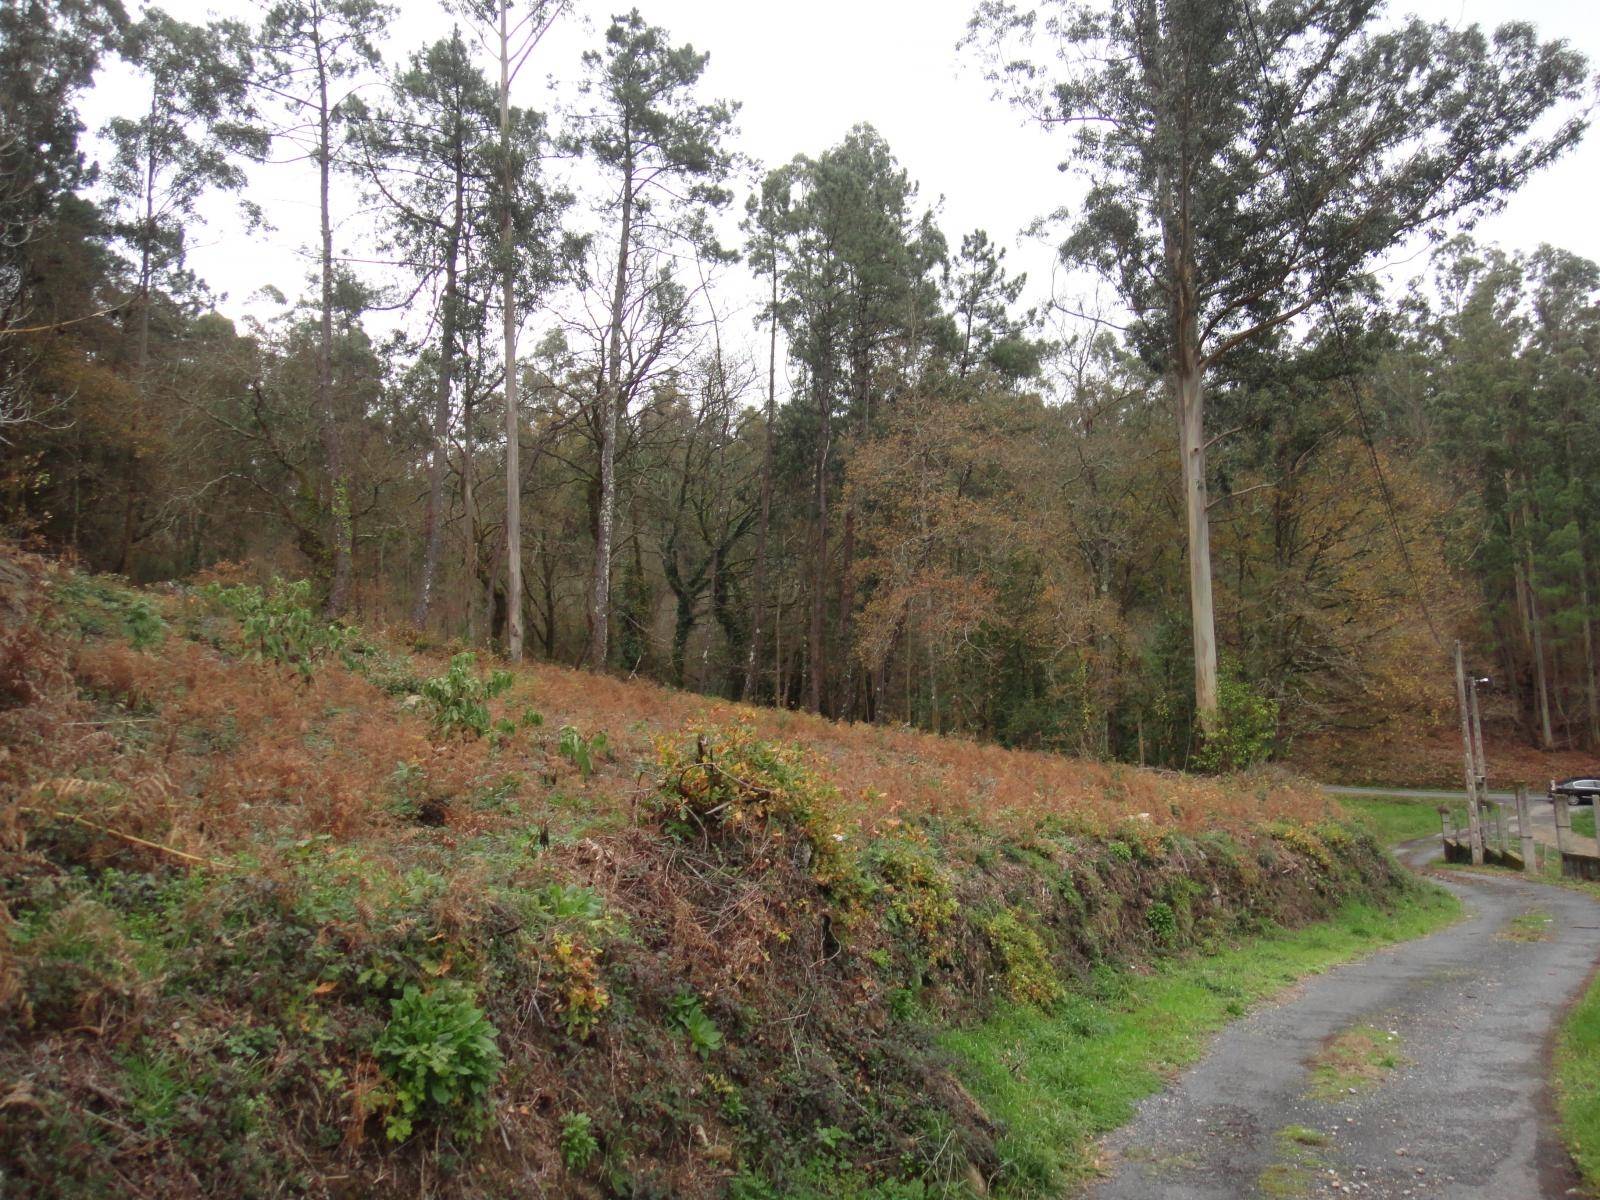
[590,163,633,671]
[1580,529,1599,747]
[1520,498,1555,749]
[742,258,778,702]
[118,85,161,578]
[412,173,463,629]
[498,3,524,660]
[808,377,830,715]
[317,42,353,618]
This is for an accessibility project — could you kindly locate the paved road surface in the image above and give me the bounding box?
[1085,838,1600,1199]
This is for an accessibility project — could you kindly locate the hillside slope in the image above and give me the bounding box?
[1,549,1420,1199]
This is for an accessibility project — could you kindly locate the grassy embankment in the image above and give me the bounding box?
[0,549,1449,1199]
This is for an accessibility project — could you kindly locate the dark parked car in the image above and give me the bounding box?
[1549,777,1600,805]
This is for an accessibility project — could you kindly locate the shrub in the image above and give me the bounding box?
[372,981,502,1141]
[655,723,861,895]
[1195,670,1279,773]
[1145,900,1177,946]
[419,652,513,738]
[981,908,1062,1009]
[203,578,346,678]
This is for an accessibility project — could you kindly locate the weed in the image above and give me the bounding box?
[1307,1024,1405,1099]
[1501,910,1553,942]
[668,989,725,1057]
[372,981,503,1141]
[548,934,610,1040]
[54,575,166,648]
[419,653,513,738]
[559,1111,599,1171]
[558,724,608,778]
[1146,900,1178,946]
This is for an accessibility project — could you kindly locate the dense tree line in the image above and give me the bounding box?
[1,0,1593,765]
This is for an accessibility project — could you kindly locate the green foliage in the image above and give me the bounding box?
[1194,671,1278,773]
[372,982,502,1142]
[868,840,959,964]
[203,579,348,677]
[54,575,166,648]
[558,724,609,778]
[1145,900,1177,946]
[1557,962,1600,1190]
[419,652,513,738]
[981,908,1062,1009]
[559,1111,599,1172]
[668,989,724,1058]
[655,724,862,896]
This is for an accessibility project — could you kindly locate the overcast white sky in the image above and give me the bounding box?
[80,0,1600,369]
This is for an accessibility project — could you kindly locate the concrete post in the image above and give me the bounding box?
[1517,785,1536,875]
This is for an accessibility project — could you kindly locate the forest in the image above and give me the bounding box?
[4,0,1597,770]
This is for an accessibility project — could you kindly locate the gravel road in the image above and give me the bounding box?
[1084,839,1600,1199]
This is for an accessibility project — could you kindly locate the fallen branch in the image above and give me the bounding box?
[17,806,223,869]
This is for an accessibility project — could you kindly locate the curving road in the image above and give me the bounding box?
[1085,837,1600,1199]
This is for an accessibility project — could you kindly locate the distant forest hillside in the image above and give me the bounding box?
[3,0,1596,768]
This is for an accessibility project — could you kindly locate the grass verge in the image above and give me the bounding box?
[941,886,1460,1197]
[1557,969,1600,1192]
[1333,795,1446,846]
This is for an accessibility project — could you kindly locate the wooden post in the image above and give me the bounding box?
[1468,677,1489,805]
[1455,642,1485,865]
[1497,802,1508,854]
[1517,785,1536,875]
[1555,795,1569,860]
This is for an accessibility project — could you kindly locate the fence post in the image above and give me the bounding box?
[1497,802,1508,854]
[1518,785,1536,875]
[1555,795,1569,863]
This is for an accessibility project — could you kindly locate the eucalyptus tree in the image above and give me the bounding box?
[966,0,1591,733]
[258,0,393,617]
[104,8,265,572]
[576,8,737,671]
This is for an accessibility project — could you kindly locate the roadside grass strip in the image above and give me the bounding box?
[1556,961,1600,1191]
[1332,795,1447,846]
[940,888,1460,1196]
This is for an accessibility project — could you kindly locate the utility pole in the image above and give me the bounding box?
[1454,641,1485,865]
